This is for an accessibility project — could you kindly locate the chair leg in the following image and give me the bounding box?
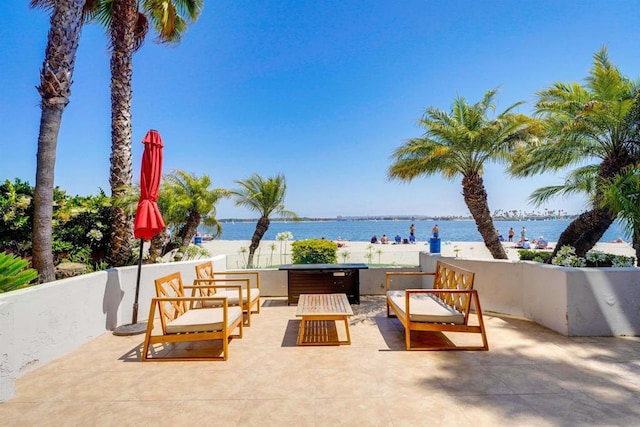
[473,293,489,351]
[141,303,157,362]
[405,327,411,351]
[223,334,229,361]
[245,305,251,327]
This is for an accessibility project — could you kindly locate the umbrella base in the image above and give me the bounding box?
[113,322,148,336]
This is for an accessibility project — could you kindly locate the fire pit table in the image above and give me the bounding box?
[279,263,368,305]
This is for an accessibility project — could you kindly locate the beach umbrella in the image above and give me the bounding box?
[114,129,165,336]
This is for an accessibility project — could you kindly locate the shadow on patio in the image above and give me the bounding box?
[1,296,639,426]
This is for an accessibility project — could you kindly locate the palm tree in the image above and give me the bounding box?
[600,166,640,265]
[93,0,204,266]
[511,48,639,258]
[161,170,228,258]
[30,0,90,282]
[389,89,541,259]
[232,174,298,267]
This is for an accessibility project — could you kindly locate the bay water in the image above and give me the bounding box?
[207,219,627,243]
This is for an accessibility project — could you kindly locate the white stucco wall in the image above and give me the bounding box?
[0,301,15,401]
[566,268,640,336]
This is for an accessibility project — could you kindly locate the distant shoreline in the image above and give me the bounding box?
[219,216,579,223]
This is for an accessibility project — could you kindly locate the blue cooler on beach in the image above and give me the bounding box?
[194,236,202,245]
[429,237,441,253]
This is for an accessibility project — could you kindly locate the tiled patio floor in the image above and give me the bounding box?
[1,296,639,426]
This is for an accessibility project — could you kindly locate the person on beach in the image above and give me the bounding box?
[536,236,548,249]
[394,234,402,244]
[410,224,416,238]
[496,229,504,242]
[370,235,378,244]
[380,234,389,244]
[508,227,515,242]
[521,226,526,241]
[432,224,439,238]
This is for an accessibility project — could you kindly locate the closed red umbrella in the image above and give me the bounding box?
[134,130,165,239]
[114,129,165,336]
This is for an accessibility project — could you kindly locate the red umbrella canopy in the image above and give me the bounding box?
[133,129,165,240]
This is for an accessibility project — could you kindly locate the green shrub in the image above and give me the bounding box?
[517,249,553,263]
[519,246,636,267]
[0,252,38,293]
[291,239,338,264]
[585,250,635,267]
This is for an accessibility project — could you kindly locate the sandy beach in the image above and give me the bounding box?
[201,238,636,265]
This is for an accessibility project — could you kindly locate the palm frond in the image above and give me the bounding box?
[232,173,294,219]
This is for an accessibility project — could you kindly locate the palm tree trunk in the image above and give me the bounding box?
[462,174,507,259]
[177,212,201,256]
[247,216,270,268]
[551,208,615,259]
[147,228,165,263]
[32,0,85,283]
[107,0,136,266]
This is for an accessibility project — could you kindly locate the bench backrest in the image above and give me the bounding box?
[433,261,475,314]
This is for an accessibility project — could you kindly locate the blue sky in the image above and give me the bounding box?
[2,1,640,219]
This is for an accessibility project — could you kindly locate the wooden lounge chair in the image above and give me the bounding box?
[194,261,261,326]
[142,272,243,361]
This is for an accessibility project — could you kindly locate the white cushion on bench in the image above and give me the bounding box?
[166,306,243,334]
[387,290,465,324]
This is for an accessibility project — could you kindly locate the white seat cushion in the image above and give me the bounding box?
[166,306,243,334]
[202,288,260,306]
[387,290,465,324]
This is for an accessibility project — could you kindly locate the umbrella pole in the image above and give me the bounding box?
[132,238,145,324]
[113,238,147,336]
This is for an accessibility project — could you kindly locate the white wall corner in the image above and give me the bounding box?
[0,301,16,402]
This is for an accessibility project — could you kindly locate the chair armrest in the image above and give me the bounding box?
[209,271,260,289]
[184,285,242,308]
[185,284,243,293]
[152,296,231,305]
[385,272,435,291]
[193,279,250,287]
[193,279,253,303]
[151,296,232,314]
[405,289,476,294]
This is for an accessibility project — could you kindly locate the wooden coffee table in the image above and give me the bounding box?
[295,293,354,346]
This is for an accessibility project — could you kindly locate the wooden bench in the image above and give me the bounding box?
[385,261,488,351]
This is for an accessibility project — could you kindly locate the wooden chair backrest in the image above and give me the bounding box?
[195,261,214,280]
[432,261,475,314]
[194,261,217,296]
[154,272,188,331]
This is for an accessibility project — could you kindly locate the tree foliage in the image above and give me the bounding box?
[389,89,541,259]
[161,170,228,258]
[0,252,38,293]
[510,47,640,258]
[1,179,112,271]
[233,173,298,267]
